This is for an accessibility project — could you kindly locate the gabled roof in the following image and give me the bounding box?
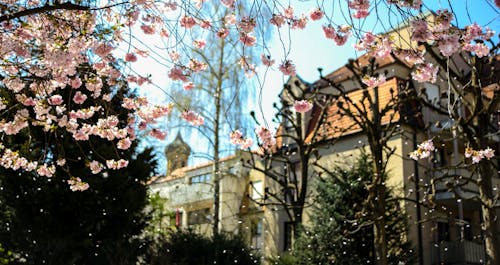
[313,52,413,90]
[304,77,402,143]
[299,52,414,144]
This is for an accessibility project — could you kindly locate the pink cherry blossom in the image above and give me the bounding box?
[70,77,82,89]
[293,100,313,113]
[149,128,167,140]
[411,19,433,43]
[125,53,138,62]
[193,39,206,49]
[160,28,170,38]
[323,25,351,45]
[181,110,204,126]
[309,8,324,21]
[239,57,257,78]
[56,159,66,166]
[353,9,370,19]
[409,139,435,160]
[188,59,208,72]
[117,137,132,150]
[220,0,234,8]
[199,20,212,29]
[238,17,256,33]
[37,164,56,177]
[240,33,257,46]
[217,28,230,39]
[362,74,386,87]
[224,14,237,25]
[270,14,286,28]
[48,95,63,105]
[261,54,275,67]
[463,43,490,58]
[374,37,392,57]
[230,130,244,145]
[93,43,114,58]
[230,130,253,150]
[412,63,439,83]
[169,51,180,62]
[348,0,370,18]
[437,33,460,57]
[434,9,454,31]
[279,60,296,76]
[73,91,87,104]
[354,32,377,51]
[140,24,155,34]
[284,6,294,19]
[255,126,276,150]
[89,160,104,174]
[106,159,129,170]
[67,177,89,192]
[463,23,483,42]
[481,147,495,160]
[292,16,308,29]
[168,66,189,82]
[183,82,195,90]
[180,16,197,28]
[323,25,336,39]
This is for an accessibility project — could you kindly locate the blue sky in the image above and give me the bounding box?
[124,0,499,173]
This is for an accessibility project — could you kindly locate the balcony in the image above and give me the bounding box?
[431,240,485,265]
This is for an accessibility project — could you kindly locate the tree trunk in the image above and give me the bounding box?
[212,37,225,237]
[370,85,388,265]
[373,184,388,265]
[478,167,498,265]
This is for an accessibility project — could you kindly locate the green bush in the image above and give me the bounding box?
[144,229,260,265]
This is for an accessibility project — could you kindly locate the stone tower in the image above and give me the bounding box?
[165,132,191,176]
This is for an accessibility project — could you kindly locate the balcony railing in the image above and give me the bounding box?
[431,240,485,265]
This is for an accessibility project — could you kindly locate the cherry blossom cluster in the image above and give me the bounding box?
[269,6,324,30]
[412,63,439,83]
[410,11,494,58]
[0,144,38,173]
[465,147,495,164]
[354,32,392,58]
[67,177,90,192]
[279,60,297,76]
[255,126,277,150]
[362,74,386,87]
[229,130,253,149]
[323,25,352,46]
[181,110,204,126]
[348,0,370,19]
[409,139,435,160]
[293,100,313,113]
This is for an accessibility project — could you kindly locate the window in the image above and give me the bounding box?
[251,220,263,250]
[187,208,211,225]
[424,83,440,107]
[251,180,264,200]
[433,148,446,167]
[283,222,296,251]
[190,173,212,184]
[437,221,450,242]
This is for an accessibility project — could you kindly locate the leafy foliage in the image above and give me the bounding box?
[0,75,158,264]
[144,229,260,265]
[292,152,416,265]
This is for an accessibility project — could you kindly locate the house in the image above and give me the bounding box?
[262,35,499,265]
[149,16,499,264]
[148,133,267,251]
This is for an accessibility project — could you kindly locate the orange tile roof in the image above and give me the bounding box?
[304,77,401,143]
